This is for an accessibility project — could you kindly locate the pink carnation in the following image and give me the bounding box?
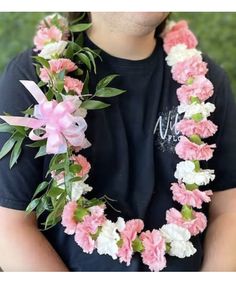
[71,154,91,178]
[34,26,63,51]
[163,22,198,54]
[170,20,188,32]
[176,76,214,103]
[39,15,69,37]
[118,219,144,266]
[175,136,216,161]
[140,230,166,272]
[50,58,77,73]
[39,59,77,83]
[166,208,207,236]
[61,201,78,235]
[39,68,51,83]
[74,205,106,254]
[175,119,218,138]
[74,226,95,254]
[170,182,213,208]
[64,76,84,96]
[172,56,208,84]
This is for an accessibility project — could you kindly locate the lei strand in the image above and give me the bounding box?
[0,14,218,271]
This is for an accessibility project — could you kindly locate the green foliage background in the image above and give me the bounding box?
[0,12,235,95]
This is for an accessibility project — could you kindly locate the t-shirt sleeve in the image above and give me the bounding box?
[204,55,236,192]
[0,49,45,210]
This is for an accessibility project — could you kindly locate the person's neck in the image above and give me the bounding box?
[86,27,156,61]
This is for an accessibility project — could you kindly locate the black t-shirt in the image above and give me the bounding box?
[0,34,236,271]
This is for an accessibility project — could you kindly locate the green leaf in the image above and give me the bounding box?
[75,32,84,46]
[57,70,65,81]
[22,106,34,116]
[76,52,91,70]
[65,44,75,59]
[70,12,86,25]
[43,210,58,229]
[35,145,47,158]
[96,74,119,90]
[68,176,82,183]
[95,87,126,98]
[32,181,49,199]
[83,47,101,60]
[46,89,54,101]
[69,23,92,33]
[34,63,41,77]
[75,68,84,76]
[0,136,16,159]
[14,126,27,137]
[10,137,24,168]
[56,80,64,93]
[81,71,89,95]
[26,198,41,214]
[35,200,46,218]
[33,56,50,69]
[85,50,97,73]
[49,161,65,172]
[69,164,82,174]
[38,81,47,88]
[47,186,64,198]
[26,140,46,148]
[48,154,66,173]
[41,195,53,210]
[81,100,110,110]
[0,123,14,133]
[43,191,66,229]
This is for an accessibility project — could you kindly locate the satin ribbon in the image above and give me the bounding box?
[0,80,88,154]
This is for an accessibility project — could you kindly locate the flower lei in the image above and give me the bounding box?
[0,14,218,271]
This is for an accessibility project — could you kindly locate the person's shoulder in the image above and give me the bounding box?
[0,48,39,115]
[1,48,39,83]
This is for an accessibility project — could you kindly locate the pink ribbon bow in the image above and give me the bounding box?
[0,80,88,154]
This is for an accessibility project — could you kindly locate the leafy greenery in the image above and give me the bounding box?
[0,12,235,95]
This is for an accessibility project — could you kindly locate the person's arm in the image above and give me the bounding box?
[201,188,236,271]
[0,206,68,271]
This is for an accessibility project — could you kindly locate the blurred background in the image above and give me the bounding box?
[0,12,235,95]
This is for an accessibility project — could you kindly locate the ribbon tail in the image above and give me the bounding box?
[0,116,44,129]
[20,80,47,104]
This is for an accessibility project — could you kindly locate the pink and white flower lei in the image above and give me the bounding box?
[0,15,218,271]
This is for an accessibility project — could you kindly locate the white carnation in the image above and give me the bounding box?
[96,217,125,260]
[166,44,202,66]
[178,102,215,119]
[174,161,215,186]
[39,41,68,59]
[160,224,196,258]
[160,223,191,242]
[71,181,92,201]
[170,240,196,258]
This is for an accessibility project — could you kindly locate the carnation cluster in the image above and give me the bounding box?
[0,15,217,271]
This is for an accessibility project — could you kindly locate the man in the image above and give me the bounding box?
[0,12,236,271]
